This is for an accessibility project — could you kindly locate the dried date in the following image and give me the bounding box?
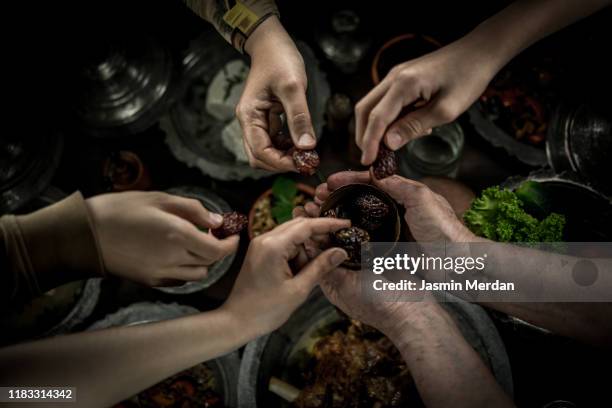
[372,145,398,179]
[354,194,390,231]
[211,211,248,238]
[292,148,320,176]
[331,226,370,264]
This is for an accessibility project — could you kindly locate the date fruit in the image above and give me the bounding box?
[211,211,248,238]
[354,194,390,231]
[372,145,398,179]
[292,148,320,176]
[331,226,370,264]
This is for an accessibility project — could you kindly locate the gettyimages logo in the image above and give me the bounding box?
[372,253,487,275]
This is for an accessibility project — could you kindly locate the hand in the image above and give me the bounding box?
[221,217,350,338]
[86,191,239,286]
[356,36,498,165]
[293,201,448,338]
[237,16,316,172]
[313,171,475,242]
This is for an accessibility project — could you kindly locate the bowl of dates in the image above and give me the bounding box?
[320,184,400,269]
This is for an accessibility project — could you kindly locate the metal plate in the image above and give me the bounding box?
[88,302,240,408]
[0,134,64,214]
[468,103,547,167]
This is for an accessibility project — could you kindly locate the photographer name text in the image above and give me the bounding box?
[372,279,515,292]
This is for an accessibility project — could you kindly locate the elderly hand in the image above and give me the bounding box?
[86,191,239,286]
[312,171,474,242]
[237,16,316,172]
[293,192,447,338]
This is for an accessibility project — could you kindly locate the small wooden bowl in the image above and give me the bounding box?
[320,183,401,269]
[248,183,316,240]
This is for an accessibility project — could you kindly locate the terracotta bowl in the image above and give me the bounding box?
[248,183,316,240]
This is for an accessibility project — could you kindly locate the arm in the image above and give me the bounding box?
[182,0,316,172]
[0,310,246,407]
[313,171,612,346]
[357,0,612,164]
[312,243,514,407]
[0,193,104,308]
[468,0,612,71]
[0,217,349,408]
[385,303,514,408]
[0,191,237,307]
[297,192,514,407]
[181,0,278,51]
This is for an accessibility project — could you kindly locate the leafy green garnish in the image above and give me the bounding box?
[272,176,298,201]
[271,176,298,224]
[464,184,566,242]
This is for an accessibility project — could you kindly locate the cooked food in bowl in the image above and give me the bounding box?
[114,363,224,408]
[278,319,418,408]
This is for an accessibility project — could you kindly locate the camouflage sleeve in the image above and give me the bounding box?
[181,0,279,53]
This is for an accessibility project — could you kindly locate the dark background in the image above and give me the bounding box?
[4,1,612,406]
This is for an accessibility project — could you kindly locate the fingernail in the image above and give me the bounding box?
[298,133,315,147]
[210,213,223,225]
[386,131,403,150]
[330,249,348,266]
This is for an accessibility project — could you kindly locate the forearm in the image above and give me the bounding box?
[462,0,612,73]
[0,193,103,308]
[244,15,291,58]
[385,304,514,408]
[452,234,612,345]
[0,309,252,408]
[482,301,612,346]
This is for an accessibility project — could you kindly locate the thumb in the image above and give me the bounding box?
[383,100,456,150]
[278,84,316,149]
[373,174,428,207]
[292,247,348,290]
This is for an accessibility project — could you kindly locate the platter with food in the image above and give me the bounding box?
[469,60,561,167]
[238,290,513,408]
[89,302,240,408]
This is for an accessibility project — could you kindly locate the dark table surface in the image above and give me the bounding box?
[9,0,612,406]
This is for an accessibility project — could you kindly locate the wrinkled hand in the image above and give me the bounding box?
[293,195,447,337]
[221,217,350,337]
[357,37,498,165]
[237,16,315,172]
[86,191,239,286]
[313,171,474,242]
